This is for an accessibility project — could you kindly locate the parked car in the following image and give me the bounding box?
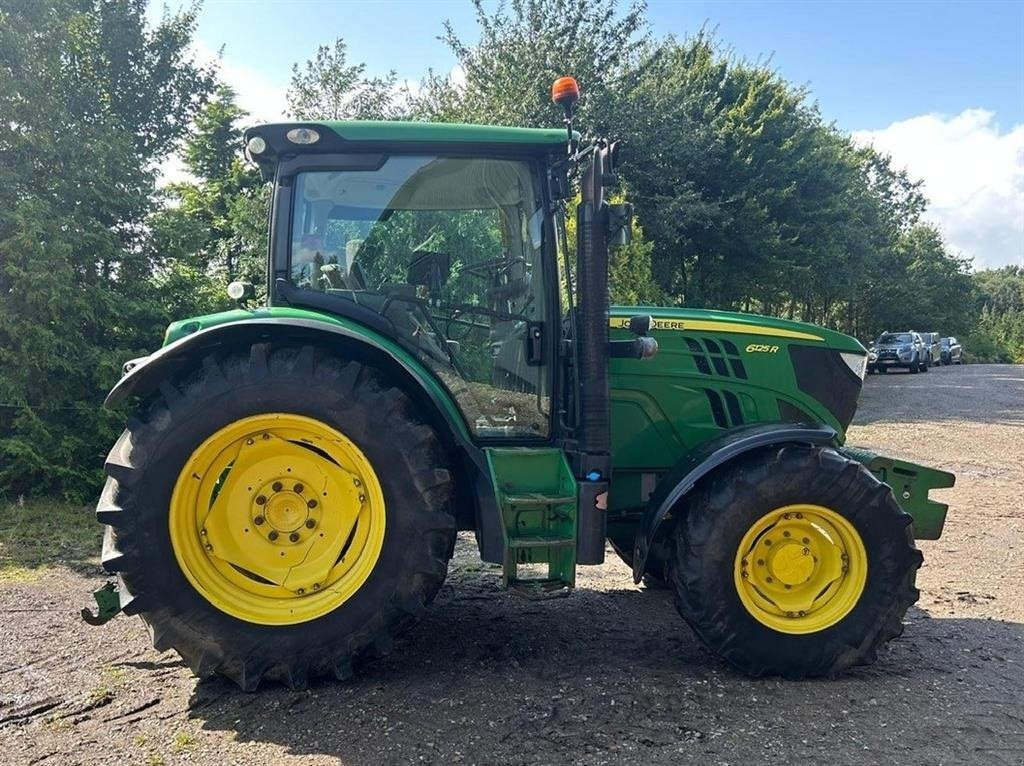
[940,336,963,365]
[867,331,927,373]
[919,332,941,369]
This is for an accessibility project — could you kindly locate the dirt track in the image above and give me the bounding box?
[1,364,1022,765]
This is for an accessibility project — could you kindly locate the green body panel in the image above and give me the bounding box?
[606,306,864,516]
[840,446,956,539]
[313,120,572,147]
[163,306,470,441]
[484,448,578,594]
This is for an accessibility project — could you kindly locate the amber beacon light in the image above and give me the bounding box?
[551,76,580,107]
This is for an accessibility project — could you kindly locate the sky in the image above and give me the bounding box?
[148,0,1024,270]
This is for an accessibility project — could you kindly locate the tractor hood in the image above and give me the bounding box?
[607,307,868,465]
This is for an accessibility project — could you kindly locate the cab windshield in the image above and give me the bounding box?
[288,155,550,438]
[878,333,912,345]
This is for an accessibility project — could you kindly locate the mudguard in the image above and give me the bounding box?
[104,315,479,462]
[631,423,837,582]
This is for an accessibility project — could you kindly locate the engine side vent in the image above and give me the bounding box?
[703,388,728,428]
[723,390,744,425]
[683,336,748,379]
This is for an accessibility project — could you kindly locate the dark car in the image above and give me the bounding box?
[940,336,963,365]
[919,332,941,369]
[867,331,927,373]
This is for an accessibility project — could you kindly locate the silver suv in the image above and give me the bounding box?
[868,331,927,374]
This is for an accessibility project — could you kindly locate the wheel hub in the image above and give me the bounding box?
[735,504,867,634]
[261,485,312,535]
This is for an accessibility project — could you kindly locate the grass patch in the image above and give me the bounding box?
[0,498,101,581]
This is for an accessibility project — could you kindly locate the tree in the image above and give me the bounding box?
[412,0,646,129]
[151,86,267,286]
[0,0,216,498]
[288,39,400,120]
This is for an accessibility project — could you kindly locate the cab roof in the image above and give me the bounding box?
[311,120,569,145]
[244,120,572,177]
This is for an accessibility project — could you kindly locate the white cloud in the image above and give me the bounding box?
[853,109,1024,270]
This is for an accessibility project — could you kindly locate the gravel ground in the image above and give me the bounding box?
[1,363,1022,766]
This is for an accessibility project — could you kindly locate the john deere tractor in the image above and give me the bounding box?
[91,77,954,689]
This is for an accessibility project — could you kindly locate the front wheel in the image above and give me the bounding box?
[98,344,456,690]
[669,445,921,678]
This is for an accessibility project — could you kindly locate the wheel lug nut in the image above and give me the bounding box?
[784,584,791,589]
[254,515,265,526]
[297,588,305,595]
[294,483,304,493]
[268,531,278,541]
[312,583,320,591]
[782,531,791,537]
[353,478,362,487]
[757,559,765,566]
[795,513,803,519]
[200,528,207,536]
[289,532,300,543]
[255,495,267,505]
[204,544,213,552]
[246,438,254,445]
[766,576,773,583]
[803,547,810,555]
[272,481,283,492]
[802,537,810,544]
[262,433,270,440]
[305,519,316,529]
[358,494,366,503]
[741,571,749,579]
[307,499,317,509]
[764,539,772,546]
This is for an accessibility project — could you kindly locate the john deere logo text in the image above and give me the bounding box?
[746,343,780,354]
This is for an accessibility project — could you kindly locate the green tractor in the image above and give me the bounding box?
[91,77,954,689]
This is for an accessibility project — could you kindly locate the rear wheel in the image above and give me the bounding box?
[98,344,456,690]
[669,445,920,678]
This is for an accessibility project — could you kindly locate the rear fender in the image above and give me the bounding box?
[104,317,479,466]
[631,423,837,582]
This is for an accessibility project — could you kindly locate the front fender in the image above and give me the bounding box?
[631,423,837,582]
[105,315,475,456]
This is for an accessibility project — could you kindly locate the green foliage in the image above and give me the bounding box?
[0,0,216,499]
[288,38,401,120]
[967,267,1024,363]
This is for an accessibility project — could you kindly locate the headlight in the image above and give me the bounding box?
[840,351,868,380]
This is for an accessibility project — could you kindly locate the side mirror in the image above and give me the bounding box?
[606,203,633,248]
[549,165,571,200]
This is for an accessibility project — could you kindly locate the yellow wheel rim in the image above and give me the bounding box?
[734,504,867,635]
[169,413,385,626]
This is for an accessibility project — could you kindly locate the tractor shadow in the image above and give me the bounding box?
[186,567,1024,764]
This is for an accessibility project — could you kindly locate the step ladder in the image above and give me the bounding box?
[484,448,578,599]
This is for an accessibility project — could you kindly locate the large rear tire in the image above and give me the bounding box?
[98,343,456,690]
[669,445,921,678]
